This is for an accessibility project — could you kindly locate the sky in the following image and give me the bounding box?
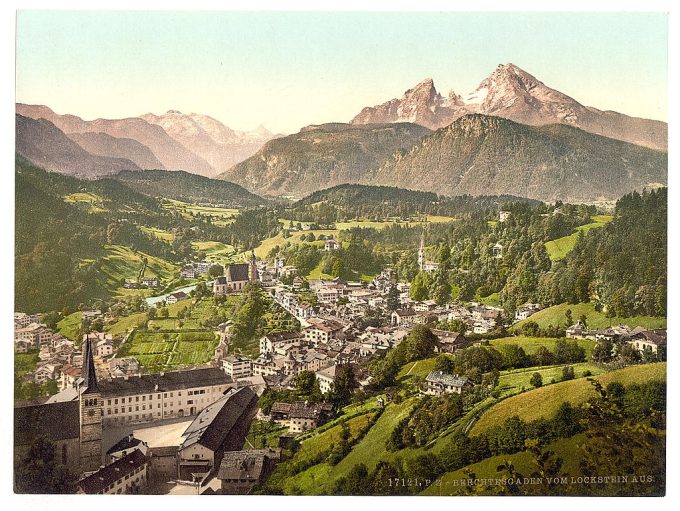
[15,11,668,133]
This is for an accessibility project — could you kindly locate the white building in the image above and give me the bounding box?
[222,355,253,379]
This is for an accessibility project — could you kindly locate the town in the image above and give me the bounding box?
[14,216,666,495]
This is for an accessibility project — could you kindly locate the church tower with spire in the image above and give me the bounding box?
[248,250,259,282]
[79,338,102,472]
[418,232,425,271]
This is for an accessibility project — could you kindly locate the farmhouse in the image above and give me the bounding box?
[269,401,334,433]
[425,371,471,396]
[324,239,341,251]
[167,291,189,304]
[515,303,542,321]
[217,448,281,494]
[566,321,597,340]
[628,329,667,355]
[432,330,467,354]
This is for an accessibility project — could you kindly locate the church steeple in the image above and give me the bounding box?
[248,250,259,282]
[79,337,102,472]
[81,337,99,394]
[418,232,425,271]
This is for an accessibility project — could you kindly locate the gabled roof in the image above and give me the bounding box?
[425,371,470,387]
[107,434,145,455]
[226,263,250,282]
[78,450,148,494]
[14,400,80,445]
[97,367,232,397]
[217,449,279,481]
[180,386,258,452]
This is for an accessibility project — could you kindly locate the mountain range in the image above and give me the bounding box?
[15,63,668,201]
[15,103,279,177]
[217,122,431,197]
[351,63,667,152]
[362,114,667,202]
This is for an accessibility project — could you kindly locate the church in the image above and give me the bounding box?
[418,233,439,273]
[15,337,103,475]
[213,251,260,295]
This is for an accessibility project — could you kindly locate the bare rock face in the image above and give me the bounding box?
[16,114,141,178]
[351,63,667,151]
[141,110,281,175]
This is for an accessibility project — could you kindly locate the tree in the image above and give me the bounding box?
[208,264,224,278]
[333,463,371,495]
[579,313,588,329]
[158,306,169,318]
[14,436,76,493]
[617,343,641,364]
[434,354,455,374]
[565,308,573,327]
[401,325,438,361]
[592,338,614,363]
[410,271,430,301]
[295,370,319,396]
[561,366,575,381]
[530,372,543,388]
[330,365,359,408]
[147,307,157,320]
[386,285,400,312]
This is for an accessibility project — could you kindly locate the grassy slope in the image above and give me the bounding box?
[56,311,83,342]
[422,434,586,495]
[284,398,418,494]
[99,244,178,293]
[544,215,614,261]
[253,230,339,259]
[489,336,596,358]
[139,226,174,243]
[471,362,666,436]
[513,303,666,331]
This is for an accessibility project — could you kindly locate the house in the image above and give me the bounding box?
[391,308,417,327]
[195,262,212,275]
[222,355,253,379]
[269,401,334,433]
[34,364,58,384]
[180,266,196,279]
[414,300,438,312]
[14,339,31,353]
[432,330,467,354]
[77,450,149,494]
[177,386,258,481]
[566,321,596,340]
[259,331,301,354]
[217,448,281,494]
[108,357,143,379]
[14,312,40,329]
[515,303,542,322]
[106,433,149,464]
[324,239,341,251]
[628,329,667,355]
[167,291,189,304]
[59,365,82,390]
[83,332,114,357]
[142,277,160,288]
[15,323,52,347]
[303,318,344,345]
[424,371,471,396]
[499,210,511,223]
[315,364,338,394]
[492,243,504,259]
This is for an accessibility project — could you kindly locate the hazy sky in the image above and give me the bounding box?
[16,11,668,133]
